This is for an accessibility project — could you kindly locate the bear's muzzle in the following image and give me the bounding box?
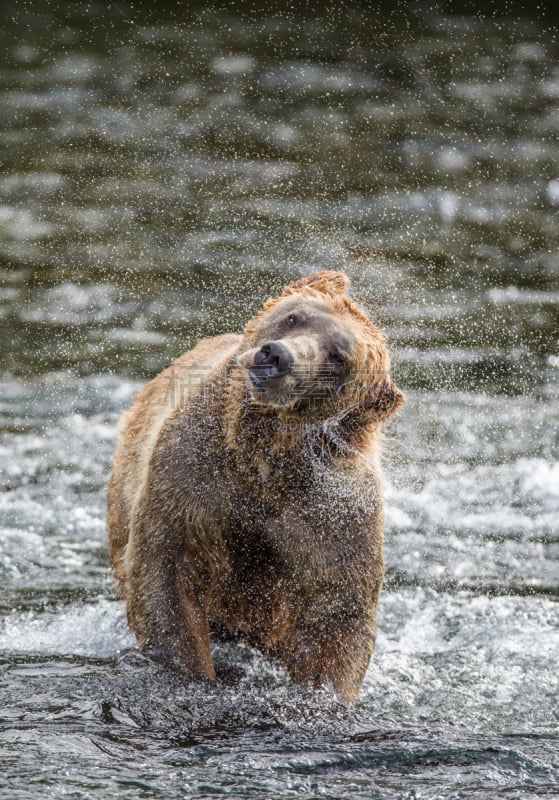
[249,341,293,387]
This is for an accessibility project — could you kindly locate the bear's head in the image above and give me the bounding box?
[237,271,404,423]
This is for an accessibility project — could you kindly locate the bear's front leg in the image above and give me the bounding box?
[124,496,216,682]
[284,600,380,703]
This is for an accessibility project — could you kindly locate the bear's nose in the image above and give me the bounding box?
[252,341,292,379]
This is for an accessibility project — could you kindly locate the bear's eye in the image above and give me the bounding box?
[328,351,346,373]
[286,314,300,328]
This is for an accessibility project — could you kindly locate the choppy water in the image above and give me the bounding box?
[1,2,558,798]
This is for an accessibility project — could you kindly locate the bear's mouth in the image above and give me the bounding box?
[248,364,291,388]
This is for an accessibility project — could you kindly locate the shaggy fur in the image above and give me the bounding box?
[107,271,404,702]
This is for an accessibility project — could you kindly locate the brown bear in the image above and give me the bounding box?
[107,271,404,702]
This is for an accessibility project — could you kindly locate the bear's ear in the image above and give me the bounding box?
[284,270,350,297]
[365,378,405,421]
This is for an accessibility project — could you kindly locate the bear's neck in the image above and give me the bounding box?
[222,360,378,476]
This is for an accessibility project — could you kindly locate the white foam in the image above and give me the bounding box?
[0,205,55,239]
[488,285,559,304]
[546,178,559,204]
[363,590,559,730]
[519,458,559,503]
[211,55,256,75]
[0,599,134,659]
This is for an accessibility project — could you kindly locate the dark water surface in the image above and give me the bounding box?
[1,2,558,798]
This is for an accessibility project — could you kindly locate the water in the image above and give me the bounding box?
[1,2,558,798]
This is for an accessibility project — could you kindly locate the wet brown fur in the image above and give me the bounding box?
[107,271,404,702]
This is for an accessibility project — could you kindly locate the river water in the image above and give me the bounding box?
[1,2,558,798]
